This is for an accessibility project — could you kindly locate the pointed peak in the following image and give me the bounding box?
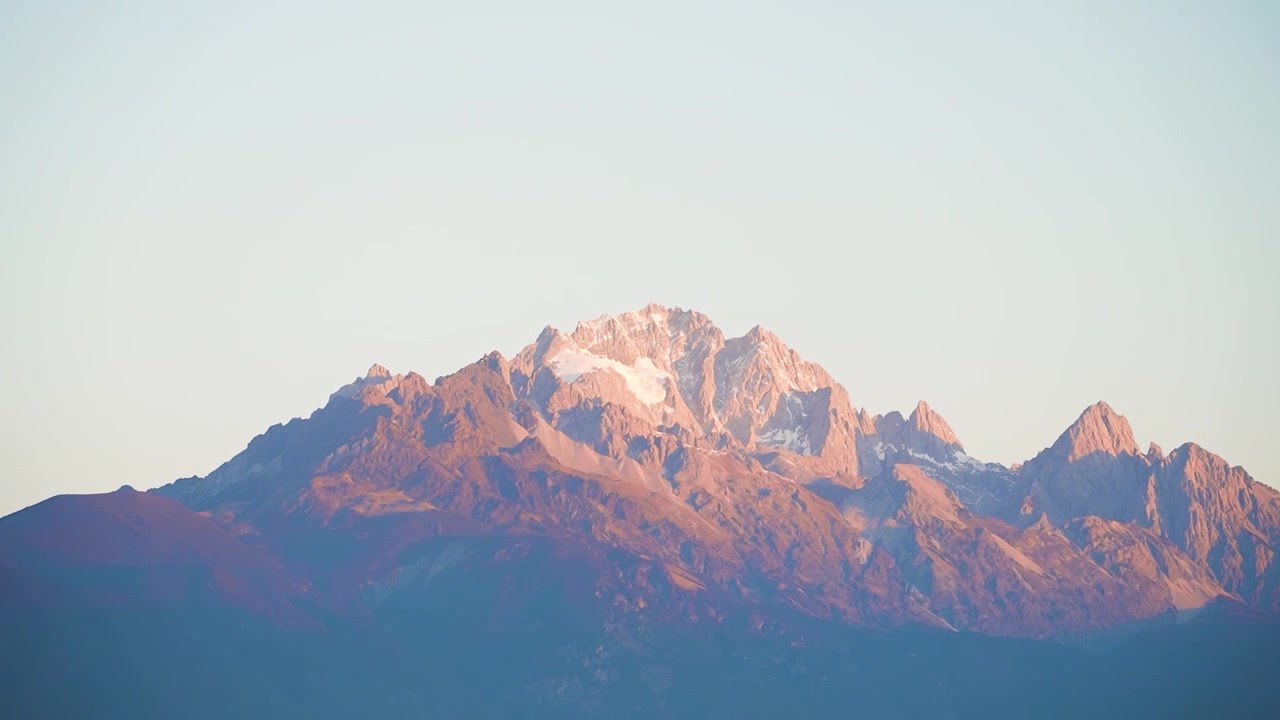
[637,301,671,315]
[1058,401,1139,460]
[1166,442,1241,480]
[908,401,962,448]
[562,306,722,351]
[853,408,879,435]
[617,303,677,331]
[329,364,400,404]
[530,325,574,359]
[574,303,670,329]
[666,305,716,331]
[1032,512,1054,532]
[570,307,664,349]
[1147,441,1165,460]
[393,372,431,402]
[480,351,508,375]
[1170,441,1219,463]
[721,324,792,363]
[1084,400,1118,416]
[573,313,615,334]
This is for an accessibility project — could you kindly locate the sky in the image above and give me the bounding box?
[1,1,1277,516]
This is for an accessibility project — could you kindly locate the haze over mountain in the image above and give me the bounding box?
[4,303,1279,717]
[142,303,1280,630]
[5,2,1277,716]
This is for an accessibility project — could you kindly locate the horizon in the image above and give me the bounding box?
[2,2,1277,516]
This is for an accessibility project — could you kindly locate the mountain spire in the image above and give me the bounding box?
[909,401,962,450]
[1055,401,1140,461]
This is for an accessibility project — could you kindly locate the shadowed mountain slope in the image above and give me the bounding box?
[4,304,1279,717]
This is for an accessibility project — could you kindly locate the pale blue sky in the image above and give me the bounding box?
[1,1,1277,515]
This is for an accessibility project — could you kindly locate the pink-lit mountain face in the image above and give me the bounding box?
[6,304,1280,719]
[122,304,1275,636]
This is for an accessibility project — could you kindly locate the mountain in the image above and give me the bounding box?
[508,305,864,477]
[854,400,1016,515]
[1012,402,1280,609]
[3,303,1279,718]
[162,302,1279,634]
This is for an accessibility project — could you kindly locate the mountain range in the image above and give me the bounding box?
[4,304,1278,718]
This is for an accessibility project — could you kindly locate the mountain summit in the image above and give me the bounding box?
[5,304,1279,649]
[909,400,962,450]
[4,303,1279,716]
[511,304,864,477]
[1054,401,1141,460]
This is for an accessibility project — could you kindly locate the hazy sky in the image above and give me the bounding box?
[2,1,1277,515]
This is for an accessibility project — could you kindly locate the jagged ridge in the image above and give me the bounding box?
[125,304,1280,633]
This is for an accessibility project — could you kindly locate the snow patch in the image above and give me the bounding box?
[755,392,814,454]
[549,348,671,405]
[757,426,811,454]
[904,447,1001,474]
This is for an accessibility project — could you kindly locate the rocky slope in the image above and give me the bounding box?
[7,303,1280,717]
[1011,402,1280,610]
[129,304,1278,637]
